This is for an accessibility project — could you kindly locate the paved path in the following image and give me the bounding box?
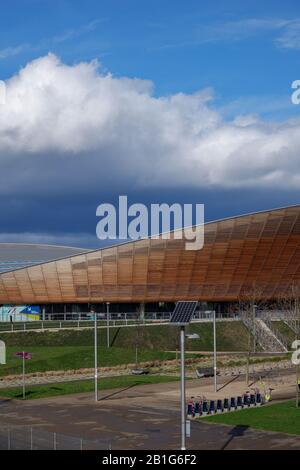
[0,378,299,450]
[0,358,294,390]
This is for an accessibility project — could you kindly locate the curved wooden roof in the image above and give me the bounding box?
[0,205,300,303]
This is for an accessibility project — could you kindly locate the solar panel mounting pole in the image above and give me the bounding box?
[170,301,198,451]
[180,326,186,450]
[22,351,25,400]
[106,302,110,348]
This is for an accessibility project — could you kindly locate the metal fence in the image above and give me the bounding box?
[0,425,116,450]
[0,311,242,333]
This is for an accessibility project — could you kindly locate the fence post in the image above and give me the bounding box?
[30,427,33,450]
[53,432,57,450]
[11,324,13,332]
[24,323,26,331]
[60,321,62,329]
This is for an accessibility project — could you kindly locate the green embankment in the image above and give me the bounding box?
[0,321,250,350]
[0,375,180,400]
[0,321,250,377]
[0,345,180,377]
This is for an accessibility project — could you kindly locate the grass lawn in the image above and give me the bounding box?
[0,374,180,400]
[0,345,182,377]
[0,321,251,377]
[202,400,300,435]
[0,321,251,351]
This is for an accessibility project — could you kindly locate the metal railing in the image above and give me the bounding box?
[0,425,116,450]
[263,318,290,351]
[0,311,241,332]
[241,314,288,352]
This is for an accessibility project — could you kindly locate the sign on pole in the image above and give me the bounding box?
[15,352,32,360]
[0,340,6,364]
[14,351,32,399]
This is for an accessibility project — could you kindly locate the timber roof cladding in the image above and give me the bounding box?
[0,205,300,303]
[0,243,88,273]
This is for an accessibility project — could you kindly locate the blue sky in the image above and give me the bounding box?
[1,0,300,247]
[1,0,300,112]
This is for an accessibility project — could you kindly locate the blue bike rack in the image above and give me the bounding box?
[187,402,194,417]
[230,397,236,410]
[209,400,216,414]
[223,398,229,412]
[217,399,223,413]
[194,401,200,417]
[256,393,262,406]
[237,396,243,409]
[202,401,209,416]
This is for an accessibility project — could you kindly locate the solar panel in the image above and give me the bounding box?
[170,301,198,325]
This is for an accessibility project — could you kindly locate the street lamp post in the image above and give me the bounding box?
[213,311,217,393]
[22,351,26,400]
[253,304,257,353]
[170,301,198,451]
[180,326,186,451]
[106,302,110,348]
[94,311,98,402]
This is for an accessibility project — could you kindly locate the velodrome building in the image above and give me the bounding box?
[0,205,300,319]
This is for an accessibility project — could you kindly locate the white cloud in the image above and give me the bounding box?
[0,19,105,61]
[194,18,300,50]
[199,18,289,43]
[276,20,300,49]
[0,53,300,195]
[0,231,99,248]
[0,44,29,59]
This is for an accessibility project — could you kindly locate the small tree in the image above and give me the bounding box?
[133,304,146,367]
[238,283,266,385]
[277,282,300,338]
[277,282,300,407]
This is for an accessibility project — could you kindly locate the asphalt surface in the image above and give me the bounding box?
[0,378,300,450]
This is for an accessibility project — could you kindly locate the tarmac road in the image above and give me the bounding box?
[0,377,299,450]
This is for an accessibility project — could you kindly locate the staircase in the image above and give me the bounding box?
[241,314,288,352]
